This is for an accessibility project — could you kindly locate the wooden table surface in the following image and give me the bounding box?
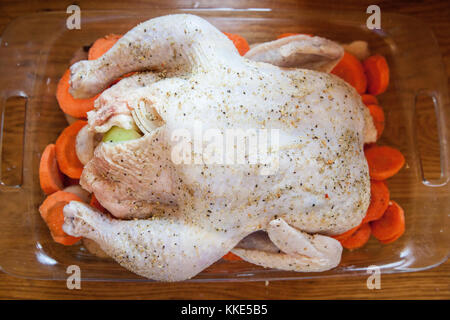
[0,0,448,299]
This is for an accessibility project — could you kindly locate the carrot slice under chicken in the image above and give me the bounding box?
[223,32,250,56]
[365,145,405,181]
[56,69,100,118]
[341,223,371,250]
[362,180,390,224]
[55,120,87,179]
[371,200,405,243]
[331,52,367,94]
[39,144,64,195]
[39,191,83,245]
[88,34,122,60]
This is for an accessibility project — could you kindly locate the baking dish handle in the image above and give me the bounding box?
[414,90,449,187]
[0,91,27,191]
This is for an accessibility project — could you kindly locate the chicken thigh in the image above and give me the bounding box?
[63,14,372,281]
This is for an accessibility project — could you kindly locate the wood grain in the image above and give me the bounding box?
[0,262,448,299]
[0,0,449,299]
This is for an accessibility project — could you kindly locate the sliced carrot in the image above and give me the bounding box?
[90,194,108,214]
[45,202,72,237]
[56,69,100,118]
[371,200,405,243]
[361,94,379,106]
[363,55,390,95]
[362,180,390,224]
[39,191,81,220]
[331,52,367,94]
[365,145,405,180]
[367,104,385,139]
[223,32,250,56]
[277,32,313,40]
[341,223,371,250]
[332,223,361,242]
[379,229,404,244]
[222,251,242,261]
[39,144,64,195]
[277,33,313,39]
[39,191,82,245]
[277,33,299,39]
[88,34,122,60]
[52,235,81,246]
[55,120,87,179]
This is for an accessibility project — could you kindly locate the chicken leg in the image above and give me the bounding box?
[233,218,342,272]
[69,14,240,98]
[63,201,240,281]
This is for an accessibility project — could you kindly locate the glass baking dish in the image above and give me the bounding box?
[0,8,448,282]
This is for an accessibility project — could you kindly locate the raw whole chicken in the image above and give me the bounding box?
[63,14,375,281]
